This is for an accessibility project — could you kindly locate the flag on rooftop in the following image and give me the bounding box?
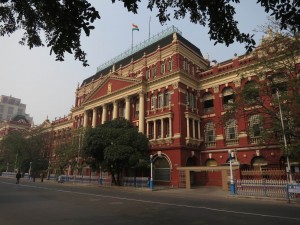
[132,24,139,31]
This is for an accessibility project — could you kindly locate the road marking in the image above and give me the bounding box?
[1,181,300,221]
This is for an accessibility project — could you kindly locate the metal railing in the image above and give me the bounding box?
[96,26,182,72]
[236,179,300,202]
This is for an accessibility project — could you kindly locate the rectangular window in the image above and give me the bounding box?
[168,59,173,71]
[161,63,165,74]
[151,96,157,109]
[165,120,170,137]
[152,66,157,78]
[164,92,170,106]
[146,68,151,79]
[158,94,164,108]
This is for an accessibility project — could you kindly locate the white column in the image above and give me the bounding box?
[102,104,107,124]
[83,111,88,127]
[125,96,130,120]
[186,117,190,138]
[113,101,118,119]
[138,92,145,133]
[146,121,149,138]
[92,108,97,128]
[154,120,157,139]
[192,119,195,139]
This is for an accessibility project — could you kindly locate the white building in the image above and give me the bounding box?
[0,95,32,123]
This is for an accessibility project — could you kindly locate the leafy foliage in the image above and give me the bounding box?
[221,24,300,158]
[0,0,100,66]
[83,118,149,185]
[1,0,299,65]
[1,129,48,174]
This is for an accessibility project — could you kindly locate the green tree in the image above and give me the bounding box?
[53,127,85,175]
[83,118,149,185]
[222,22,300,159]
[1,129,49,174]
[1,1,299,65]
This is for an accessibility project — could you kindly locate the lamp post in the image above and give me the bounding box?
[99,165,103,185]
[47,161,51,180]
[275,89,292,182]
[6,162,9,172]
[149,155,154,190]
[228,150,235,195]
[267,75,292,182]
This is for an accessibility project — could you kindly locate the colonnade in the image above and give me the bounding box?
[146,116,173,140]
[185,115,201,140]
[78,92,145,133]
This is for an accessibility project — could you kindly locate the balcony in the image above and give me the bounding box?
[225,139,239,146]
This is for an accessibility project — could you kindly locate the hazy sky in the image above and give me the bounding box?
[0,1,270,125]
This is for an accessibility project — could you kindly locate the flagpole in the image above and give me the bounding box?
[131,29,133,51]
[149,16,151,39]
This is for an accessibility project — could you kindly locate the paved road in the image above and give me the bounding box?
[0,177,299,225]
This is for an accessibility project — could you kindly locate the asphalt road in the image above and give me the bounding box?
[0,177,299,225]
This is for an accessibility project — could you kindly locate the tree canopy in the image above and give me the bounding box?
[0,129,49,174]
[221,23,300,159]
[1,0,299,66]
[83,118,149,185]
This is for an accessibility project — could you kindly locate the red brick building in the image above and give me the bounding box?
[43,26,299,187]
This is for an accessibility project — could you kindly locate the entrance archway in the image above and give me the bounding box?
[153,156,171,182]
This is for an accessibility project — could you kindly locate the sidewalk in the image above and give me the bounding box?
[1,176,296,203]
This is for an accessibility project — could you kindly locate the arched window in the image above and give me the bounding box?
[248,114,262,144]
[251,156,268,168]
[205,121,216,147]
[203,92,214,113]
[225,119,238,145]
[222,87,234,110]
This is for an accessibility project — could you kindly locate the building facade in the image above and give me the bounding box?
[0,95,32,123]
[43,26,300,187]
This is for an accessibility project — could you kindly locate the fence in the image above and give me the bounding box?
[122,177,149,188]
[57,175,112,186]
[237,168,300,202]
[236,179,300,202]
[240,168,287,180]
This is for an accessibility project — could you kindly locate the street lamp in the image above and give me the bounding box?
[228,150,235,195]
[99,165,103,185]
[267,75,292,182]
[6,162,9,172]
[275,88,292,182]
[29,161,32,181]
[149,155,153,190]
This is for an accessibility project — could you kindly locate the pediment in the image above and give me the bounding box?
[87,75,140,101]
[40,119,52,128]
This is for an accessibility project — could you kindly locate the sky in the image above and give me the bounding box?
[0,1,270,125]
